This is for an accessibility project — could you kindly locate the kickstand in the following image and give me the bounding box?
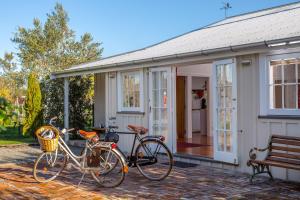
[77,172,86,187]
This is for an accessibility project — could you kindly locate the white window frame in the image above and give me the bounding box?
[260,52,300,116]
[117,69,144,112]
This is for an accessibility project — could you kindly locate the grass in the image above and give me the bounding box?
[0,126,36,145]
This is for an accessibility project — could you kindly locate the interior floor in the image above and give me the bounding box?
[177,134,213,158]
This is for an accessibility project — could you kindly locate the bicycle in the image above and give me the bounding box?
[93,124,173,181]
[33,117,128,188]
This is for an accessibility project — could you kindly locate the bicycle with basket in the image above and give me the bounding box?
[33,117,128,188]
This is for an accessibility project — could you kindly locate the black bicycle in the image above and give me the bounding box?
[98,124,173,181]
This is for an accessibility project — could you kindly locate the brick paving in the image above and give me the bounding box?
[0,145,299,200]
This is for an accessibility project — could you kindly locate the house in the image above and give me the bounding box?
[52,2,300,182]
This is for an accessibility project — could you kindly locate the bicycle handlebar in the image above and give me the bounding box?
[67,128,75,132]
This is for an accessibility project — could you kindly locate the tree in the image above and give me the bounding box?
[1,3,102,129]
[23,73,42,135]
[0,52,25,103]
[0,97,17,132]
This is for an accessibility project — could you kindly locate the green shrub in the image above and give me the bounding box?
[23,73,42,136]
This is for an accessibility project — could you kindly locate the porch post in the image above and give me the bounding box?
[64,77,70,142]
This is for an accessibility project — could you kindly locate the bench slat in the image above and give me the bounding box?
[269,152,300,160]
[267,156,300,165]
[271,138,300,146]
[271,145,300,153]
[272,135,300,141]
[251,159,300,170]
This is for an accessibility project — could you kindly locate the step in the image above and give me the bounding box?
[173,153,239,170]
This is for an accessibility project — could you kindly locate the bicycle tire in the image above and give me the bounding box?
[135,139,173,181]
[90,147,126,188]
[33,150,67,183]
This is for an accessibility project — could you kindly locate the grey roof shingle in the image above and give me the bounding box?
[64,2,300,72]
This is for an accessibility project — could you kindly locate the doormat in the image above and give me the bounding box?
[162,161,198,168]
[177,142,208,148]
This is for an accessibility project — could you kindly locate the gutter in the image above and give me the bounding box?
[51,36,300,79]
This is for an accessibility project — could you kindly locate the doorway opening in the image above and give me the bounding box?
[176,65,213,158]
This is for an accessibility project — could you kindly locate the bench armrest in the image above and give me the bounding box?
[248,146,269,160]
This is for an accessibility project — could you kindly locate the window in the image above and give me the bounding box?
[117,70,144,112]
[260,52,300,115]
[269,59,299,109]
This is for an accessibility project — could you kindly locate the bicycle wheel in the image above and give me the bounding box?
[33,149,67,183]
[90,147,126,188]
[135,139,173,181]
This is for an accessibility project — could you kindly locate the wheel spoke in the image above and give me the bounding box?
[135,140,173,181]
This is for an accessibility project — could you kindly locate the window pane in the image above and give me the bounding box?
[217,65,223,85]
[129,90,134,107]
[270,65,282,84]
[152,72,159,89]
[217,110,225,129]
[217,131,224,151]
[152,90,159,107]
[272,85,282,109]
[225,110,231,130]
[217,87,224,108]
[123,89,128,107]
[224,64,232,85]
[226,131,232,152]
[161,72,167,89]
[284,85,296,109]
[121,71,141,109]
[283,64,296,83]
[225,86,232,108]
[134,91,140,107]
[161,89,168,108]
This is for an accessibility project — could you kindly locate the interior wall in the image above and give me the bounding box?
[192,77,208,135]
[177,63,213,137]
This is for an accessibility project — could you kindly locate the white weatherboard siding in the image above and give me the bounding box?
[93,53,300,181]
[94,73,106,126]
[95,70,149,153]
[235,54,300,182]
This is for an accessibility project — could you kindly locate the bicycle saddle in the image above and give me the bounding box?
[79,130,97,139]
[127,125,148,135]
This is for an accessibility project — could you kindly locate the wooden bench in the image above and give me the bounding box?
[247,134,300,182]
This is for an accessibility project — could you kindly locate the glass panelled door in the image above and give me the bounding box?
[213,59,238,164]
[149,67,173,151]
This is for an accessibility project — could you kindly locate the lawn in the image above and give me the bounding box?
[0,126,36,145]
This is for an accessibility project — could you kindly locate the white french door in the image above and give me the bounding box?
[149,67,173,151]
[213,59,238,164]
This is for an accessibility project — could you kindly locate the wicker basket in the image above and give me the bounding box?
[35,126,60,152]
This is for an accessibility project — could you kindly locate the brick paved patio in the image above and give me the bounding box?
[0,145,299,200]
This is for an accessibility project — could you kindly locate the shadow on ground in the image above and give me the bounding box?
[0,160,299,200]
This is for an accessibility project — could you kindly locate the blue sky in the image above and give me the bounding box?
[0,0,298,58]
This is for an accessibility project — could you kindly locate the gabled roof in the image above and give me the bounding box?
[54,2,300,76]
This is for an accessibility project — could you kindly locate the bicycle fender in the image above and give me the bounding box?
[140,136,163,143]
[112,148,128,168]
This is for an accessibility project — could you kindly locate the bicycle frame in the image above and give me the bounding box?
[115,131,164,166]
[56,134,127,172]
[57,136,88,169]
